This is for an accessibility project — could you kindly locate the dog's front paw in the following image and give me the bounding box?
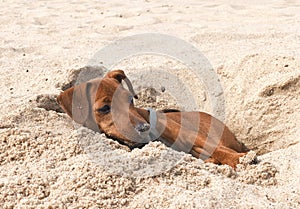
[225,153,248,169]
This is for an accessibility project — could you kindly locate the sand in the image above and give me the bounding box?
[0,0,300,208]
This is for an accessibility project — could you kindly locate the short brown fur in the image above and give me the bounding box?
[57,70,248,168]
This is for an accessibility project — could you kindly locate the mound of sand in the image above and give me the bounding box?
[0,0,299,208]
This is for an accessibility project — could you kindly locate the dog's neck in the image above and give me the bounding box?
[135,107,169,144]
[146,108,160,141]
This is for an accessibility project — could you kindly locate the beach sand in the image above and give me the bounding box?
[0,0,299,208]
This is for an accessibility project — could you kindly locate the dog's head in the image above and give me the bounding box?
[57,70,151,147]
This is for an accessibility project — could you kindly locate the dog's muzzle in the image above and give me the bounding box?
[135,123,150,132]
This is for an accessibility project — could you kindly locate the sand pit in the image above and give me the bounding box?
[1,0,300,208]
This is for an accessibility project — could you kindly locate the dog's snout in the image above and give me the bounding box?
[135,123,150,133]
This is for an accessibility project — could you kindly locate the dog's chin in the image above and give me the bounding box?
[105,131,152,149]
[136,130,152,143]
[122,133,152,145]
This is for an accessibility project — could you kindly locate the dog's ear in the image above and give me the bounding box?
[57,87,74,118]
[57,82,91,124]
[105,70,138,99]
[105,69,127,83]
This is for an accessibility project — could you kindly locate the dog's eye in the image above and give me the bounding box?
[97,105,111,114]
[129,95,134,104]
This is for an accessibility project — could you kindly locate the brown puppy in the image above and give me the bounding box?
[57,70,248,168]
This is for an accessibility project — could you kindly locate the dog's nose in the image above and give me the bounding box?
[135,123,150,133]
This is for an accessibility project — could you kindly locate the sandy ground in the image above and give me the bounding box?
[0,0,300,208]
